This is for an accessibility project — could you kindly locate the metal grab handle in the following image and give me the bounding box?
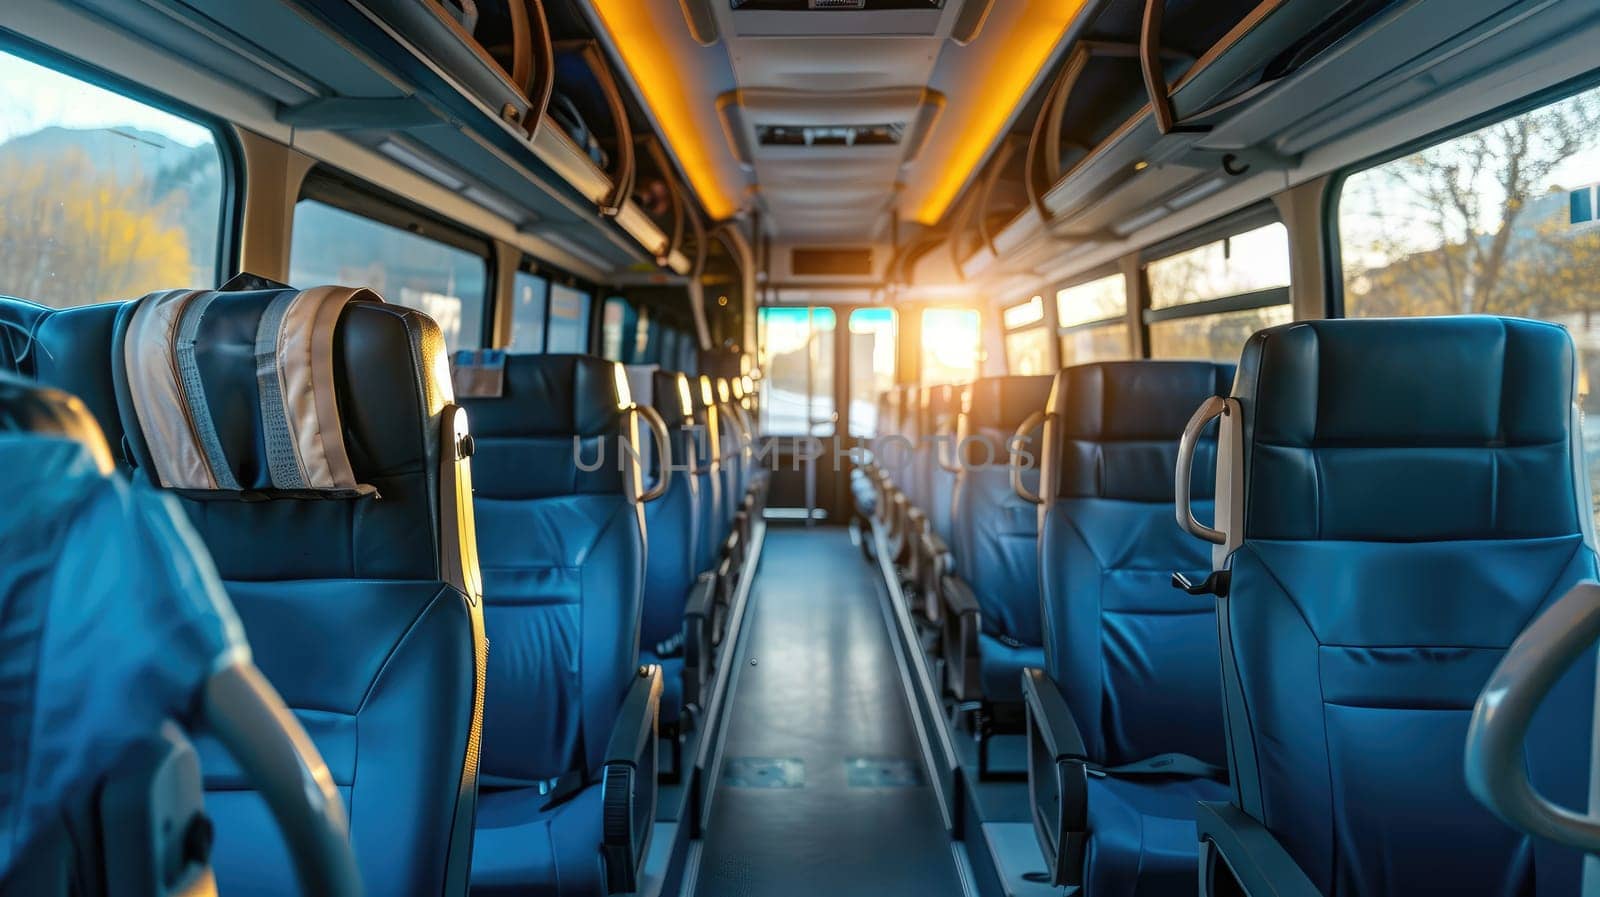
[1176,396,1227,545]
[633,404,673,503]
[204,661,363,897]
[1010,410,1047,506]
[1466,581,1600,851]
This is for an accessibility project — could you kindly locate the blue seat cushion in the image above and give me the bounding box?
[978,633,1043,704]
[640,649,682,727]
[1084,775,1230,897]
[470,784,605,897]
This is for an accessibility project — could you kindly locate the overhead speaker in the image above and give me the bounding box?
[951,0,993,46]
[678,0,719,46]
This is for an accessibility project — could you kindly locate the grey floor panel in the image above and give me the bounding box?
[696,526,965,897]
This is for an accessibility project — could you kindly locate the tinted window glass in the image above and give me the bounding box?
[1004,327,1052,375]
[601,297,629,361]
[1147,223,1290,309]
[291,199,487,352]
[0,49,225,307]
[1337,83,1600,520]
[921,308,980,386]
[1060,324,1129,367]
[1148,305,1292,362]
[1056,273,1126,328]
[509,269,548,352]
[546,283,591,352]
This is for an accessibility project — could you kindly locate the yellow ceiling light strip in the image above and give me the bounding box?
[590,0,738,221]
[911,0,1085,226]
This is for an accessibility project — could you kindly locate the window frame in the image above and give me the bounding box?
[295,171,496,350]
[0,32,245,291]
[1137,206,1292,358]
[1324,69,1600,318]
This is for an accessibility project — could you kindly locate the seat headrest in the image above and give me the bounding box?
[924,384,963,421]
[1235,317,1585,541]
[459,353,633,499]
[115,285,448,498]
[650,370,694,424]
[0,374,117,474]
[962,375,1053,433]
[1047,361,1233,502]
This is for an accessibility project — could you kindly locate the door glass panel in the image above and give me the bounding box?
[848,308,896,438]
[921,308,980,387]
[758,306,836,437]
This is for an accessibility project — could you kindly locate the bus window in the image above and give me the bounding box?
[290,198,488,353]
[546,283,592,353]
[1056,273,1129,366]
[0,48,226,307]
[1145,222,1292,361]
[601,296,630,361]
[508,269,549,352]
[848,308,896,438]
[1337,83,1600,519]
[921,308,980,386]
[1002,295,1051,374]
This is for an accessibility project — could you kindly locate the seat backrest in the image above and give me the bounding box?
[0,300,127,467]
[459,354,646,788]
[1039,361,1232,767]
[922,383,964,545]
[688,373,725,572]
[105,285,485,897]
[950,374,1052,643]
[0,375,243,889]
[713,376,744,527]
[1217,317,1596,895]
[631,365,702,647]
[902,385,924,509]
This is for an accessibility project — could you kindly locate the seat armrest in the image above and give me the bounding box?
[1021,668,1089,887]
[682,573,717,713]
[916,529,951,622]
[941,574,982,702]
[1196,802,1321,897]
[601,665,663,895]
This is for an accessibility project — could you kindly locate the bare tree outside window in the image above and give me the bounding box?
[1338,85,1600,519]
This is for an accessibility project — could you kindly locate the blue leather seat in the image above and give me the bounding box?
[687,374,726,576]
[1193,317,1597,896]
[4,286,485,897]
[1024,361,1234,893]
[458,353,661,897]
[629,367,714,736]
[712,377,745,539]
[942,375,1052,771]
[922,383,963,549]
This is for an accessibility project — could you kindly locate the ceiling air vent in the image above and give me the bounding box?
[757,123,903,147]
[731,0,942,10]
[792,248,874,277]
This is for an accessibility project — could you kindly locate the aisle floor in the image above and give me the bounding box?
[695,526,965,897]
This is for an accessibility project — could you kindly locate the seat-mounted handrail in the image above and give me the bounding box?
[1176,396,1227,545]
[1466,581,1600,859]
[1010,410,1048,506]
